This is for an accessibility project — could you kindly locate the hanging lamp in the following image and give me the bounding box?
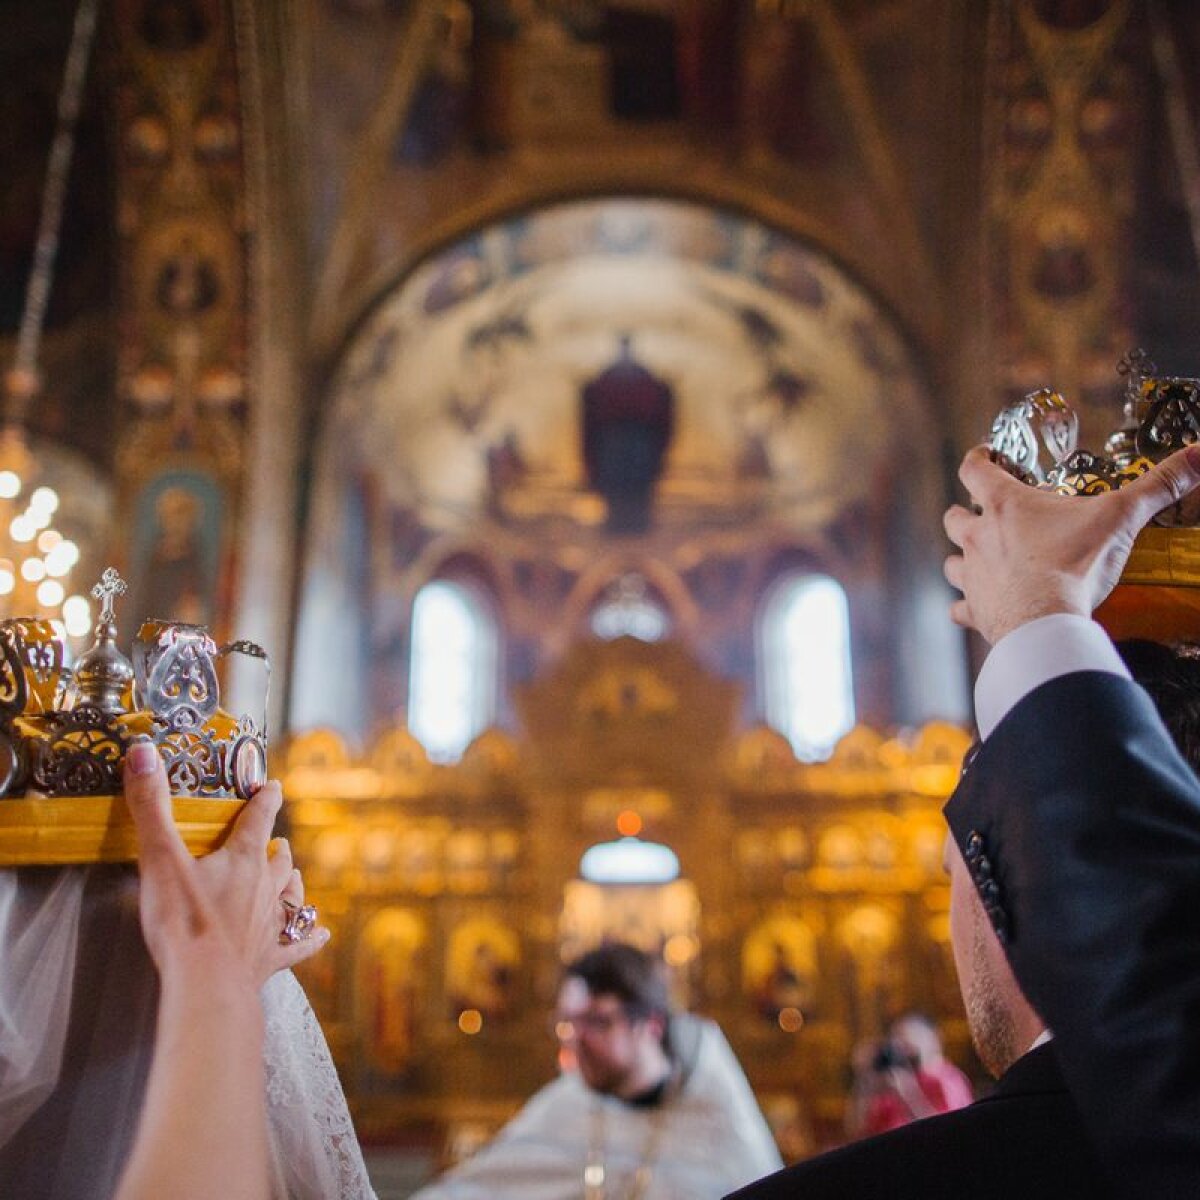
[0,0,103,638]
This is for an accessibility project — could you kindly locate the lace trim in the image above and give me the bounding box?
[262,970,376,1199]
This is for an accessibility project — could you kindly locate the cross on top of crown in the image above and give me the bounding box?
[1118,348,1157,393]
[91,568,127,624]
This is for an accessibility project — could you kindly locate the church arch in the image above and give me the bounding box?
[561,553,700,648]
[323,174,942,376]
[292,195,967,733]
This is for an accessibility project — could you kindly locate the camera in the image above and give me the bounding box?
[872,1040,916,1072]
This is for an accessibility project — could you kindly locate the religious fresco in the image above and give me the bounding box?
[835,903,905,1039]
[445,916,520,1022]
[324,198,931,542]
[334,0,696,173]
[128,469,224,630]
[112,0,251,647]
[357,906,427,1077]
[983,0,1140,440]
[743,915,819,1023]
[302,0,998,378]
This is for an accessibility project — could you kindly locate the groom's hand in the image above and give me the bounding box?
[942,444,1200,645]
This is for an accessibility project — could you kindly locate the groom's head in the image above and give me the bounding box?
[947,638,1200,1079]
[1116,639,1200,770]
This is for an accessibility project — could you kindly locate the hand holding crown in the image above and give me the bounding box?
[943,444,1200,645]
[123,739,328,992]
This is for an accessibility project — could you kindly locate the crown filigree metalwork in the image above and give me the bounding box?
[989,351,1197,519]
[988,387,1079,485]
[0,568,268,800]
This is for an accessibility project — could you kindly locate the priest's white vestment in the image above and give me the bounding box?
[412,1015,783,1200]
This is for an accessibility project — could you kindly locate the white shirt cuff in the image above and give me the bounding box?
[1028,1029,1054,1054]
[974,614,1130,740]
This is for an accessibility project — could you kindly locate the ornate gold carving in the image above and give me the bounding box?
[291,659,968,1140]
[114,0,251,644]
[986,0,1134,422]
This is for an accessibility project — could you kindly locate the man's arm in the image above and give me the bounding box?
[946,670,1200,1197]
[971,612,1130,739]
[943,443,1200,641]
[941,444,1200,1196]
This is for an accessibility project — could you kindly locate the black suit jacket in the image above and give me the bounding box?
[725,1043,1109,1200]
[944,670,1200,1199]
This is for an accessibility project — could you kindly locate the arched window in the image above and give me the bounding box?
[590,572,671,642]
[408,580,497,762]
[760,574,855,761]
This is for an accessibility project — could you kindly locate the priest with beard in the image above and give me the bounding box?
[413,943,782,1199]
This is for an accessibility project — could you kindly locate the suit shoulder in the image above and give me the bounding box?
[726,1091,1108,1200]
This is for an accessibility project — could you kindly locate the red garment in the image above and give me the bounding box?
[863,1061,973,1135]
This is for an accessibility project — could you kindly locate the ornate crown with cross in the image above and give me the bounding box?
[0,568,269,865]
[988,349,1200,507]
[988,351,1200,642]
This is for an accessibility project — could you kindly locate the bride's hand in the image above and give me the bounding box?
[123,738,329,995]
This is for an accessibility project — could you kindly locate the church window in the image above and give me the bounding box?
[579,837,680,885]
[590,573,671,642]
[408,580,497,762]
[761,574,854,761]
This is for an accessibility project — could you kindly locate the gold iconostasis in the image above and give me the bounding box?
[287,636,972,1157]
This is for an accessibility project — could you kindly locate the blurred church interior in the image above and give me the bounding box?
[3,0,1199,1192]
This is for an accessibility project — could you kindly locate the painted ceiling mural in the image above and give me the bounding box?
[305,0,975,376]
[295,196,961,735]
[325,197,932,546]
[290,1,1200,737]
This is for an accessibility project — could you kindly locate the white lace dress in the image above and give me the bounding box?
[0,866,375,1200]
[263,969,375,1198]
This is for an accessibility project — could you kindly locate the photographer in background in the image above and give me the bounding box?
[849,1014,972,1138]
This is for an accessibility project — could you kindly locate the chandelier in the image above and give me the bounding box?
[1,0,101,643]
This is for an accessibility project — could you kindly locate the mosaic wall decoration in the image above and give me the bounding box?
[984,0,1136,438]
[112,0,251,642]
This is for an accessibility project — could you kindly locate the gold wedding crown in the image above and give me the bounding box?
[0,567,269,866]
[988,349,1198,503]
[988,349,1200,640]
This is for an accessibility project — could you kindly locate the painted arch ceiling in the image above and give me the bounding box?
[326,198,934,543]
